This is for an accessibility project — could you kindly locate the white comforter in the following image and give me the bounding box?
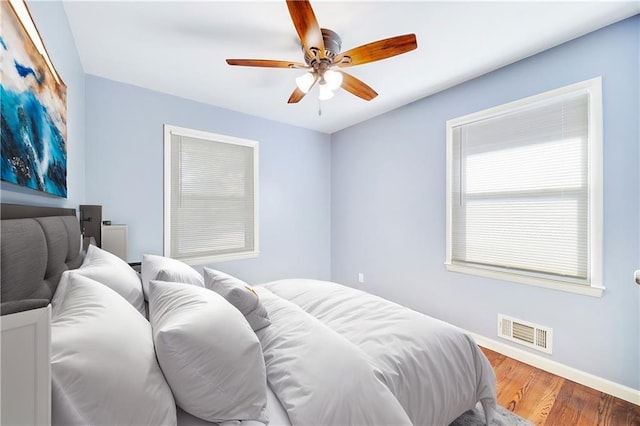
[255,287,412,425]
[259,279,497,426]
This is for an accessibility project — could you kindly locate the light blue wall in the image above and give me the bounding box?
[0,1,85,208]
[84,76,331,283]
[331,16,640,389]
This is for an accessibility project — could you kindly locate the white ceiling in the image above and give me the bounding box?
[63,1,639,134]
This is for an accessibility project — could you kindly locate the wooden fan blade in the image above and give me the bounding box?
[286,0,325,59]
[226,59,306,69]
[288,74,319,103]
[339,71,378,101]
[334,34,417,68]
[288,87,307,104]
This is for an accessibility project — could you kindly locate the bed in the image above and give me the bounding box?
[0,203,497,426]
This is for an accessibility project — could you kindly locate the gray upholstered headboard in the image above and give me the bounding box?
[1,204,83,315]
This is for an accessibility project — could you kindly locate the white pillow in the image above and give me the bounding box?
[50,273,176,426]
[148,280,268,423]
[204,268,270,331]
[141,254,203,300]
[71,244,145,315]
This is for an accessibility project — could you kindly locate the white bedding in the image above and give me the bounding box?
[178,280,496,426]
[51,259,496,426]
[260,279,497,425]
[255,287,412,425]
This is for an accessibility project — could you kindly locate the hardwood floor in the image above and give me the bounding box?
[480,347,640,425]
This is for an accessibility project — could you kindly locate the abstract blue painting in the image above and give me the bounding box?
[1,1,67,197]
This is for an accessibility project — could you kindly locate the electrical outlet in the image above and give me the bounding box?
[358,273,365,284]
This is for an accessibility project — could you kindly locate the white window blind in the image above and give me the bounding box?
[446,78,603,296]
[164,125,258,263]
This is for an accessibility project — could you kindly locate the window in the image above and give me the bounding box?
[445,78,603,297]
[164,125,258,264]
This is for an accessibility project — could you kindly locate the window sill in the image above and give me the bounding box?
[445,262,604,297]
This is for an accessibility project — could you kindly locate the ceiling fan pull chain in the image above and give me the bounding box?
[318,99,322,116]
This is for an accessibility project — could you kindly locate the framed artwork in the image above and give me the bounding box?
[1,0,67,197]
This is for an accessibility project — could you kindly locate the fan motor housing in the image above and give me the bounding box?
[304,28,342,65]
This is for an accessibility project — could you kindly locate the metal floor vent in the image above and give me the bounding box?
[498,314,552,354]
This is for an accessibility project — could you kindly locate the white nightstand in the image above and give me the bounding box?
[1,306,51,425]
[101,224,128,261]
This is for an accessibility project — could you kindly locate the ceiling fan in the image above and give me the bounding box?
[226,0,417,104]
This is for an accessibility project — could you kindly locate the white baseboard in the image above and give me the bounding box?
[468,332,640,406]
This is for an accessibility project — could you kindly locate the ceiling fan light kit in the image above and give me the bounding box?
[226,0,417,106]
[318,83,334,100]
[295,72,315,93]
[296,69,342,94]
[323,70,343,91]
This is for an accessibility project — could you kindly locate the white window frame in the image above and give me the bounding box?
[163,124,259,264]
[445,77,603,297]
